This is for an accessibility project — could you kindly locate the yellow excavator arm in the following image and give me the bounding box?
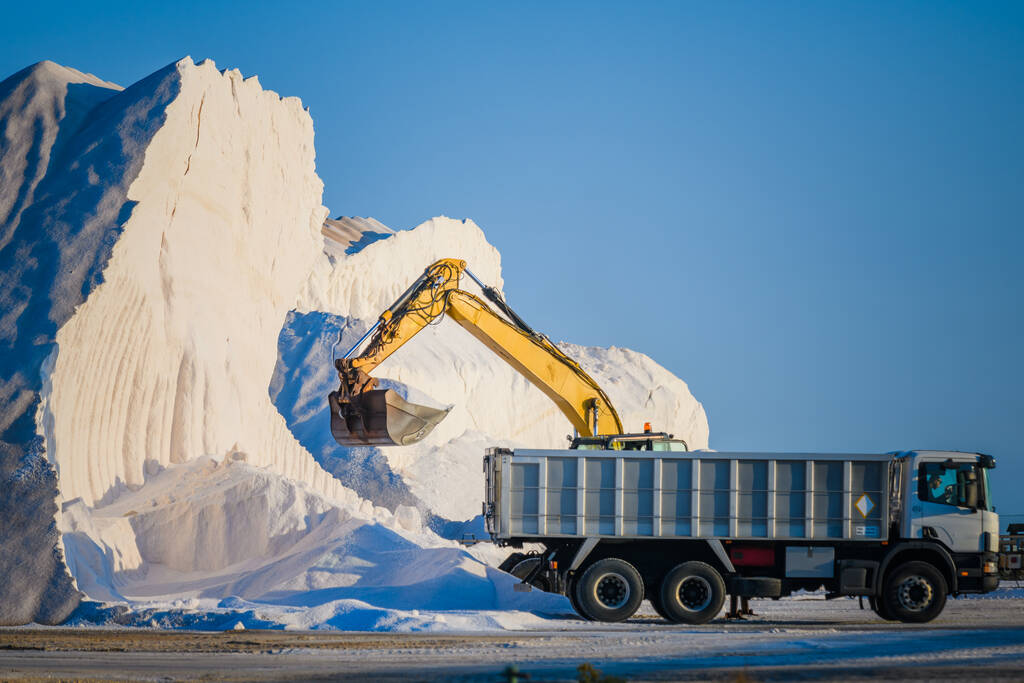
[329,258,623,446]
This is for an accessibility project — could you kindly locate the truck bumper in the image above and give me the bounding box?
[950,548,999,593]
[953,551,1000,593]
[981,574,1000,593]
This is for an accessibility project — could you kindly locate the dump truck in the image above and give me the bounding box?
[328,260,1000,625]
[484,440,999,623]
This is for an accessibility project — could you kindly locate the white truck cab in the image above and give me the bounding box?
[905,450,999,556]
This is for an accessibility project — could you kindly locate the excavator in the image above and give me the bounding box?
[329,257,628,448]
[328,257,688,592]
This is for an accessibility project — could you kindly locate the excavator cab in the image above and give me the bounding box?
[570,432,688,451]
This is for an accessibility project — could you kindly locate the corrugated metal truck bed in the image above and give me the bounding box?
[485,450,892,543]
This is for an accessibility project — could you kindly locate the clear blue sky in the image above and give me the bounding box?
[2,1,1022,516]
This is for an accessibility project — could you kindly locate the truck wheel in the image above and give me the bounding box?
[660,561,726,625]
[510,557,552,593]
[574,558,645,622]
[566,576,591,620]
[882,561,947,623]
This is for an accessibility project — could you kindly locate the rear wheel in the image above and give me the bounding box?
[882,561,947,623]
[574,558,644,622]
[660,561,726,625]
[565,576,593,620]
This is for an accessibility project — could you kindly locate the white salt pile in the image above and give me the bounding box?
[0,57,707,629]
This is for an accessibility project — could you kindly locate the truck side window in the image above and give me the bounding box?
[917,462,984,509]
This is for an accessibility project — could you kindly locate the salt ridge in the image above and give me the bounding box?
[0,57,709,628]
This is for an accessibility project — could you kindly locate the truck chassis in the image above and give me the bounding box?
[484,447,999,623]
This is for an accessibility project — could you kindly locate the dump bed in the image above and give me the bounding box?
[484,449,893,543]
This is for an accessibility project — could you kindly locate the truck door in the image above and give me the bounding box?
[910,458,982,553]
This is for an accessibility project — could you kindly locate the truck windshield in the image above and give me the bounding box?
[918,462,988,510]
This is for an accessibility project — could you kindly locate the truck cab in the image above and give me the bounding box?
[901,450,999,594]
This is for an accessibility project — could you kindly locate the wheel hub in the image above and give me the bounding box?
[897,575,933,612]
[594,573,630,609]
[678,576,712,611]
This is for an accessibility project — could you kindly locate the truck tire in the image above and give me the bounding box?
[573,558,645,622]
[881,561,947,623]
[566,576,591,620]
[659,561,726,625]
[729,577,782,598]
[510,557,552,593]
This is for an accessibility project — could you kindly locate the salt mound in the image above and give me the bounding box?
[43,57,341,507]
[61,456,561,605]
[0,57,708,628]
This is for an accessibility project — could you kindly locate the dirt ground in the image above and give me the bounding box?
[2,595,1023,682]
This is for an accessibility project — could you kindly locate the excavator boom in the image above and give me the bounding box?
[329,259,623,447]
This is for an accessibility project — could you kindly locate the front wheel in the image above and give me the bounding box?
[882,561,947,623]
[659,561,726,624]
[573,558,644,622]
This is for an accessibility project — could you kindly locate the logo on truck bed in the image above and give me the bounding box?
[855,494,875,518]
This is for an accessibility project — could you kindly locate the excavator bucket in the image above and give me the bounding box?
[329,388,450,447]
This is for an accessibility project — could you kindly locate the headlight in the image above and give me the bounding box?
[983,561,998,574]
